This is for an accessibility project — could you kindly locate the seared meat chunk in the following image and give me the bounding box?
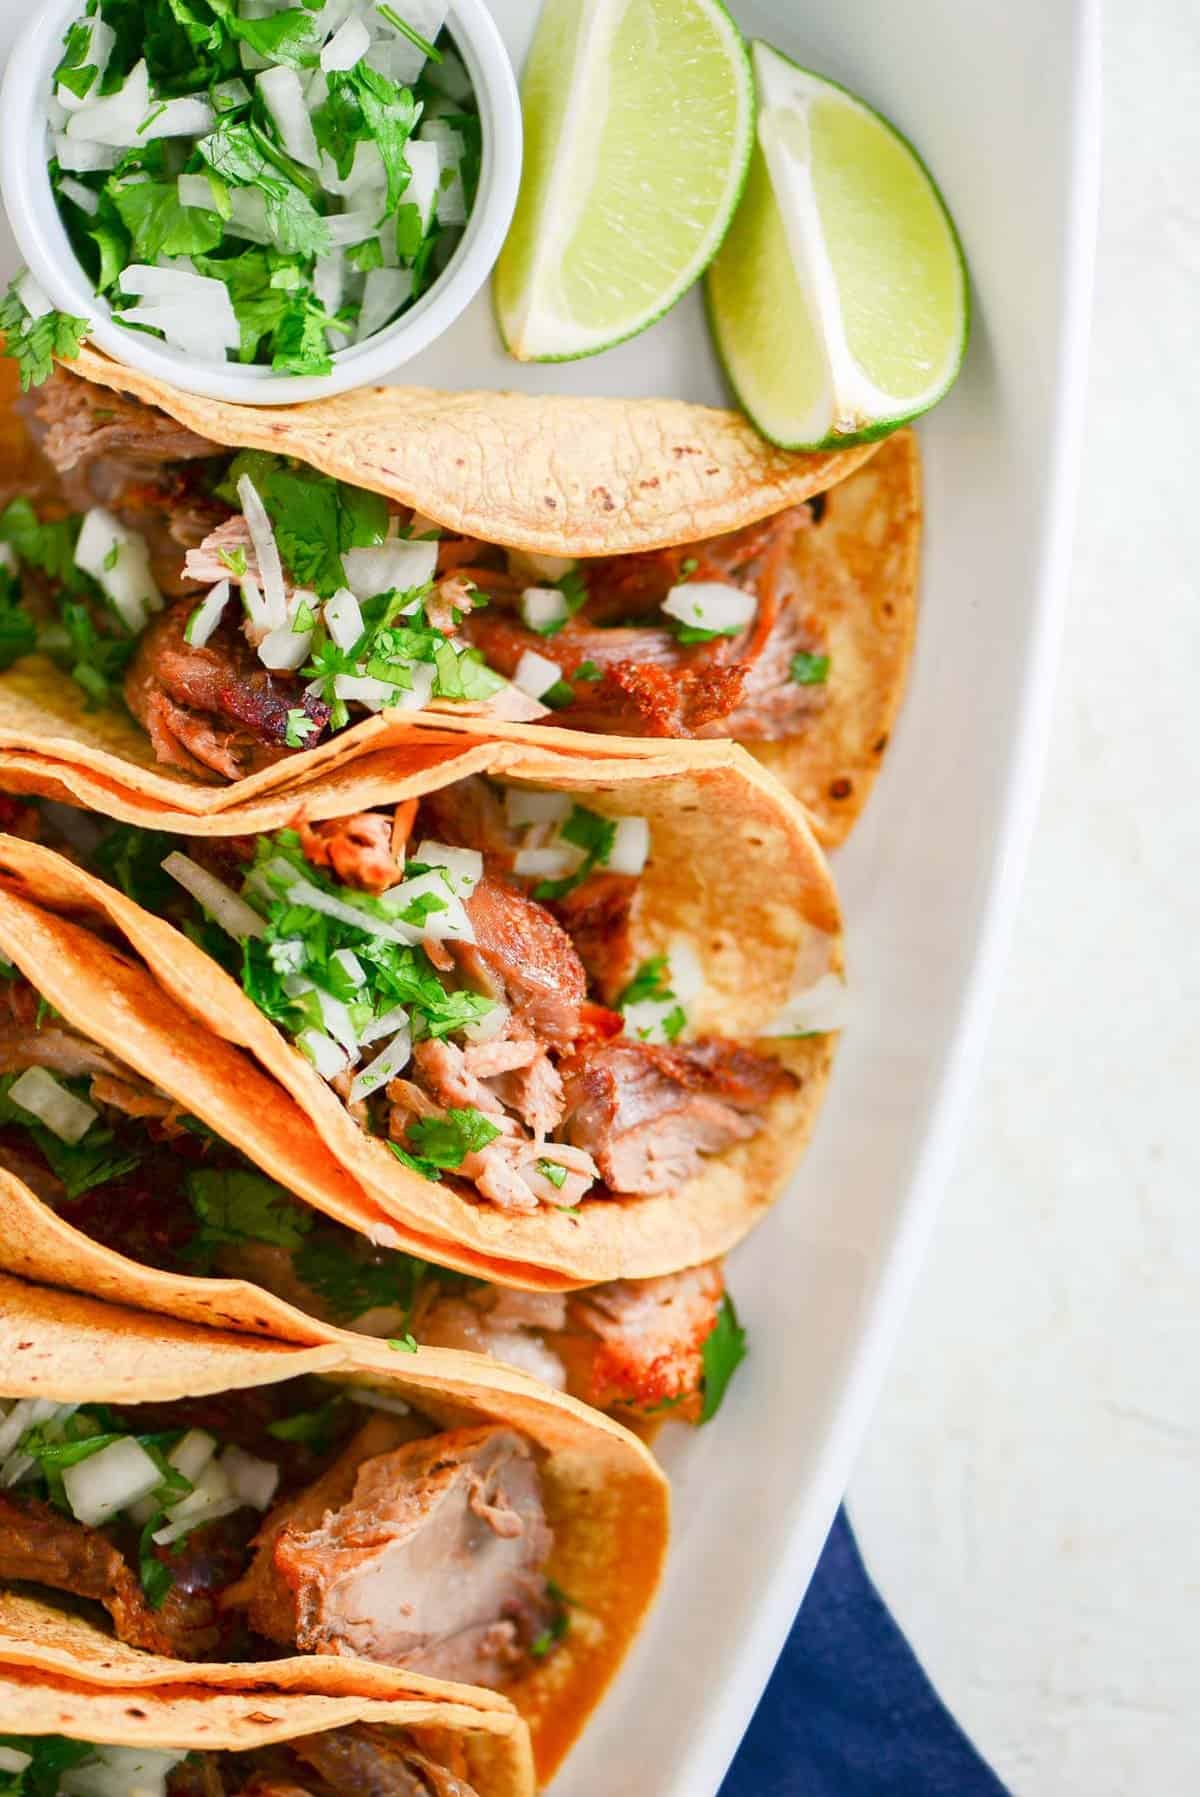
[299,812,408,893]
[416,777,514,865]
[562,1038,795,1195]
[458,877,587,1049]
[124,599,329,781]
[550,872,639,1005]
[228,1418,553,1686]
[34,370,216,476]
[0,1492,222,1658]
[565,1264,725,1417]
[290,1726,481,1797]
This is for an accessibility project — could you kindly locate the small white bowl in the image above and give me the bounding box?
[0,0,521,405]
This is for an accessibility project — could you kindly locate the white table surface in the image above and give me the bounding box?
[847,5,1200,1791]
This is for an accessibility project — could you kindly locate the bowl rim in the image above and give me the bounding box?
[0,0,522,405]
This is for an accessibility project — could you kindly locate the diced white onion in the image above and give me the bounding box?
[354,266,413,342]
[54,16,115,113]
[424,46,472,101]
[341,538,437,600]
[413,840,482,897]
[622,997,681,1044]
[76,507,163,632]
[152,1496,241,1546]
[519,586,567,632]
[762,972,851,1036]
[513,844,584,880]
[332,947,366,986]
[257,65,320,168]
[504,787,570,830]
[7,1067,97,1145]
[184,580,231,648]
[237,475,287,631]
[315,986,361,1056]
[119,302,239,360]
[0,1398,68,1465]
[0,1750,31,1774]
[387,870,474,942]
[61,1746,186,1797]
[324,586,364,651]
[275,875,418,945]
[219,1442,279,1510]
[327,207,383,247]
[168,1428,217,1483]
[349,1026,412,1102]
[419,120,466,225]
[259,623,312,670]
[177,173,218,211]
[401,138,441,234]
[359,1001,411,1045]
[58,176,99,214]
[321,14,370,68]
[607,815,650,876]
[63,1436,162,1527]
[390,660,438,712]
[313,246,345,315]
[661,580,756,636]
[333,671,403,711]
[120,263,214,303]
[267,936,307,974]
[348,1385,412,1416]
[508,548,577,583]
[162,851,267,940]
[140,96,216,139]
[513,647,563,700]
[64,58,149,145]
[463,1002,509,1045]
[211,76,252,111]
[54,132,118,172]
[47,96,69,131]
[226,185,271,243]
[297,1027,350,1078]
[15,271,54,321]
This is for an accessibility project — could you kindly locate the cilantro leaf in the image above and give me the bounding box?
[0,567,37,670]
[92,822,178,910]
[0,1072,142,1200]
[533,568,589,638]
[345,63,416,214]
[0,280,90,392]
[267,1397,344,1448]
[186,1167,314,1251]
[532,804,616,901]
[197,120,330,258]
[699,1294,747,1422]
[536,1158,568,1190]
[294,1235,439,1324]
[789,651,831,685]
[0,1734,94,1793]
[617,956,670,1008]
[405,1106,501,1169]
[110,181,224,262]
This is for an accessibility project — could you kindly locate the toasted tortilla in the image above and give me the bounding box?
[0,724,840,1285]
[0,354,916,837]
[0,1271,669,1786]
[0,1662,535,1797]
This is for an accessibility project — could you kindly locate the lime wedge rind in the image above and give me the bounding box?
[495,0,756,364]
[706,40,969,451]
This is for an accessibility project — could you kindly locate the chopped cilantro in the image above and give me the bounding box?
[267,1398,345,1449]
[0,1734,94,1791]
[789,651,831,685]
[92,822,177,911]
[530,1581,571,1656]
[0,1072,142,1200]
[285,708,318,748]
[0,279,89,392]
[378,4,443,62]
[532,804,616,902]
[532,567,590,638]
[536,1158,568,1190]
[406,1106,502,1169]
[387,1332,420,1353]
[217,545,247,577]
[573,659,602,682]
[699,1294,747,1422]
[678,556,699,577]
[0,566,37,670]
[186,1167,314,1253]
[540,678,575,709]
[617,956,670,1007]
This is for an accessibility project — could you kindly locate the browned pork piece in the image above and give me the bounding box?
[228,1417,554,1686]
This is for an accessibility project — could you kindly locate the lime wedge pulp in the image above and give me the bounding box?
[706,41,969,448]
[495,0,755,362]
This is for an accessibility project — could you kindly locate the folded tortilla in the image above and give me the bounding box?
[0,724,841,1286]
[0,350,917,841]
[0,1271,669,1786]
[0,1661,535,1797]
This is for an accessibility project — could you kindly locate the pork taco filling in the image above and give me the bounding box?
[0,1368,563,1682]
[0,1726,482,1797]
[22,783,798,1217]
[0,955,744,1423]
[2,371,835,781]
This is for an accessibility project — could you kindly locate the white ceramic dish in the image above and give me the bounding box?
[0,0,1100,1789]
[0,0,521,404]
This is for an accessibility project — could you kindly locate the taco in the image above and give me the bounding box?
[0,1272,668,1785]
[0,1661,535,1797]
[0,347,918,841]
[0,727,841,1286]
[0,844,748,1426]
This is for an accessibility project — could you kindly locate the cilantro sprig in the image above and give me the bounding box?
[0,278,89,392]
[532,804,617,902]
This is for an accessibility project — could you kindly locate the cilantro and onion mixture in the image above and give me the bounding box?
[0,1738,188,1796]
[16,0,479,379]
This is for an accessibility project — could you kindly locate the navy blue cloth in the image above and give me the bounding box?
[720,1509,1011,1797]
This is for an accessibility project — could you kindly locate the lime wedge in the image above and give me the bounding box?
[495,0,755,362]
[706,41,968,448]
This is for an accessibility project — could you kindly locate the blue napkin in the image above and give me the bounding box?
[720,1509,1011,1797]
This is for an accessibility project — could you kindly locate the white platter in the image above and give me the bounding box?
[0,0,1100,1790]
